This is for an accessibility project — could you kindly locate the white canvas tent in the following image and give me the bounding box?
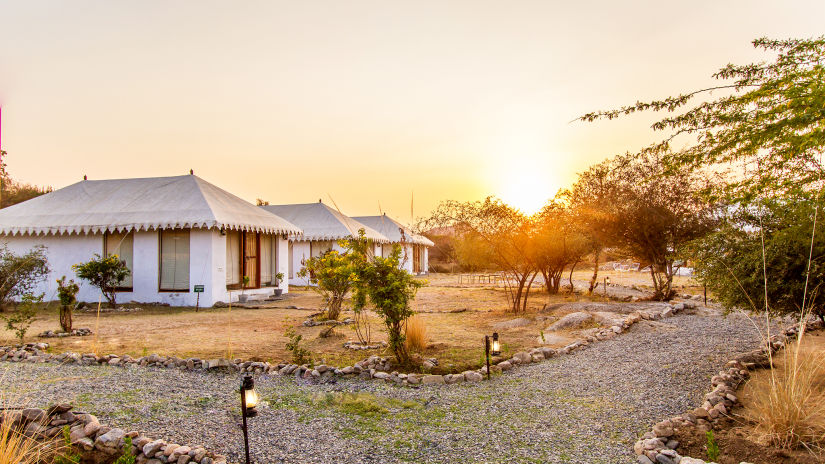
[261,202,389,285]
[0,174,302,306]
[352,214,433,275]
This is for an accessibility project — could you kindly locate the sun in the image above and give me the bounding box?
[496,168,557,215]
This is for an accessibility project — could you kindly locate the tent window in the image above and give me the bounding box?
[104,231,134,289]
[310,240,333,258]
[288,242,294,278]
[260,234,272,286]
[226,230,241,287]
[159,229,190,291]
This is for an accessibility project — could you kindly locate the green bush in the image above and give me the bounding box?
[73,254,129,308]
[2,293,41,343]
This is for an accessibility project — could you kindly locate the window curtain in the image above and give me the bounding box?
[310,240,333,258]
[160,229,190,291]
[260,234,272,286]
[105,231,134,288]
[226,230,241,286]
[288,242,294,278]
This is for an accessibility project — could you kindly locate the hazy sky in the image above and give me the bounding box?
[1,1,823,219]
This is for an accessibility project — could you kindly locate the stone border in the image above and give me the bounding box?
[632,318,824,464]
[2,403,225,464]
[1,300,694,388]
[37,328,93,338]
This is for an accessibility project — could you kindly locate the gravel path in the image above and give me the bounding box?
[2,312,768,464]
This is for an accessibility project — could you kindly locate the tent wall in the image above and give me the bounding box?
[0,228,289,308]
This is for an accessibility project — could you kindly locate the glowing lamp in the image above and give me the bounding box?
[491,332,501,356]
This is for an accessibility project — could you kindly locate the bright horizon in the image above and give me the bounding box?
[1,1,823,220]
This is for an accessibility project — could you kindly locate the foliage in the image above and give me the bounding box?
[581,37,825,207]
[274,271,285,286]
[0,150,53,209]
[705,430,720,461]
[53,426,81,464]
[569,152,717,300]
[404,315,427,353]
[0,245,50,311]
[112,436,135,464]
[73,254,130,308]
[692,196,824,320]
[56,276,80,332]
[284,326,312,366]
[452,231,494,272]
[2,293,41,343]
[421,198,536,312]
[348,231,424,366]
[298,246,357,321]
[531,203,591,294]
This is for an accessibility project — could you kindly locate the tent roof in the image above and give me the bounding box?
[351,214,434,246]
[0,175,303,236]
[262,202,390,243]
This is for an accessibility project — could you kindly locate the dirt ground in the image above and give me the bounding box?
[675,331,825,464]
[1,271,691,373]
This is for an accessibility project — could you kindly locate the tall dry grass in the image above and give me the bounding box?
[404,315,427,353]
[0,389,49,464]
[743,330,825,450]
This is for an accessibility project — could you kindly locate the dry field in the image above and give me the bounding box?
[0,271,696,373]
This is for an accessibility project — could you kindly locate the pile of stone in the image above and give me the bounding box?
[632,318,824,464]
[1,403,224,464]
[37,328,93,338]
[303,317,354,327]
[343,340,387,350]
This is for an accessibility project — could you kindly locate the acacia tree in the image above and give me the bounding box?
[564,163,612,294]
[580,37,825,205]
[578,152,717,300]
[0,150,52,208]
[581,36,825,313]
[421,198,537,312]
[531,203,590,294]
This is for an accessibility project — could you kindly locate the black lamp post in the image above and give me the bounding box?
[484,332,501,381]
[240,374,258,464]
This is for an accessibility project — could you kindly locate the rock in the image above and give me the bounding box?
[654,453,679,464]
[164,444,180,456]
[680,458,707,464]
[205,359,232,370]
[21,408,46,423]
[652,421,674,437]
[421,375,445,385]
[464,371,483,382]
[513,352,532,364]
[95,428,125,448]
[143,439,165,457]
[546,312,593,331]
[84,419,101,436]
[637,456,655,464]
[69,427,87,444]
[373,372,390,380]
[665,439,679,450]
[496,361,512,371]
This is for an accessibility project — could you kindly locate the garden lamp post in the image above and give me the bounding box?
[484,333,501,381]
[604,276,610,296]
[240,374,259,464]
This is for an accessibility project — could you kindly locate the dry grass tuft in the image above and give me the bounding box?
[744,334,825,450]
[404,315,427,353]
[0,395,48,464]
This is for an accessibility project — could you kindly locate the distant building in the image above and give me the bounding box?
[260,201,390,285]
[0,174,301,306]
[352,214,433,275]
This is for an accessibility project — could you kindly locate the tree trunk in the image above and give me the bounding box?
[588,250,601,294]
[522,272,538,312]
[59,305,72,333]
[568,261,578,293]
[327,295,342,320]
[512,274,527,312]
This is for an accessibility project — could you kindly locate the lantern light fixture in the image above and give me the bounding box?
[239,374,258,464]
[491,332,501,356]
